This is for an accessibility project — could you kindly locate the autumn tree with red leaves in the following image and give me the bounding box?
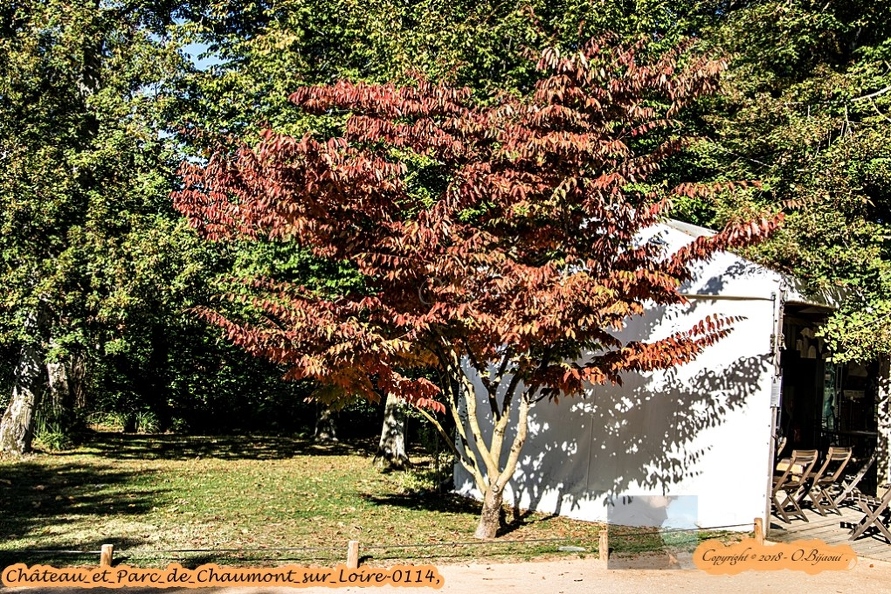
[173,37,780,539]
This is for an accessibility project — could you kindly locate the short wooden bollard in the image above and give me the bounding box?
[598,530,609,563]
[754,517,764,545]
[346,540,360,569]
[100,544,114,568]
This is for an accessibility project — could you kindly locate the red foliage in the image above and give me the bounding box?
[173,38,780,410]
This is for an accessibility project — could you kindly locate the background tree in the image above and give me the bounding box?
[0,0,201,453]
[179,0,718,135]
[172,0,731,462]
[667,0,891,362]
[174,38,779,538]
[0,0,316,453]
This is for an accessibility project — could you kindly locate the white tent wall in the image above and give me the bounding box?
[454,223,783,530]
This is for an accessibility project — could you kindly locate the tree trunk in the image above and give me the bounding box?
[462,377,532,540]
[142,323,171,431]
[474,485,505,539]
[374,393,409,470]
[877,356,890,487]
[46,358,72,416]
[69,354,87,410]
[314,403,338,442]
[440,353,533,540]
[0,340,47,456]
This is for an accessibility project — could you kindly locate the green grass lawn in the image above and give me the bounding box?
[0,433,741,567]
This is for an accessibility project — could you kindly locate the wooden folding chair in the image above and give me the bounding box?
[803,446,852,516]
[772,449,819,523]
[833,450,878,507]
[846,484,891,543]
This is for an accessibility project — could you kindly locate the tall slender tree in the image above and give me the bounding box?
[0,0,207,453]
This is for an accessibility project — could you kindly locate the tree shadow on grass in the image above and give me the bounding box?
[52,433,376,462]
[0,461,164,567]
[497,508,552,537]
[359,491,557,538]
[359,491,481,516]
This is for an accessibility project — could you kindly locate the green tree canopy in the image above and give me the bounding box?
[670,0,891,362]
[0,0,303,452]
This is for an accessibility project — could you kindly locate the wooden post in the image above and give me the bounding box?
[754,517,764,545]
[100,544,114,567]
[346,540,360,569]
[598,529,609,563]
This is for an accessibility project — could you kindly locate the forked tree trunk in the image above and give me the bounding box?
[374,393,409,470]
[0,340,47,456]
[444,358,532,540]
[420,353,536,540]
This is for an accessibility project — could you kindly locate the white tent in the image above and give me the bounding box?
[454,219,827,531]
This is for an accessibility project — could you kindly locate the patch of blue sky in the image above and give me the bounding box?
[181,42,225,72]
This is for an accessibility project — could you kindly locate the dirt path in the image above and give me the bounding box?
[6,556,891,594]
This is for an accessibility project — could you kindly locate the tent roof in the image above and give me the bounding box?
[661,218,841,310]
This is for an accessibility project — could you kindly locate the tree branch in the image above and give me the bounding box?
[870,98,891,125]
[463,341,499,420]
[450,349,498,481]
[852,85,891,102]
[413,406,481,485]
[495,392,531,490]
[442,366,486,491]
[489,363,525,472]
